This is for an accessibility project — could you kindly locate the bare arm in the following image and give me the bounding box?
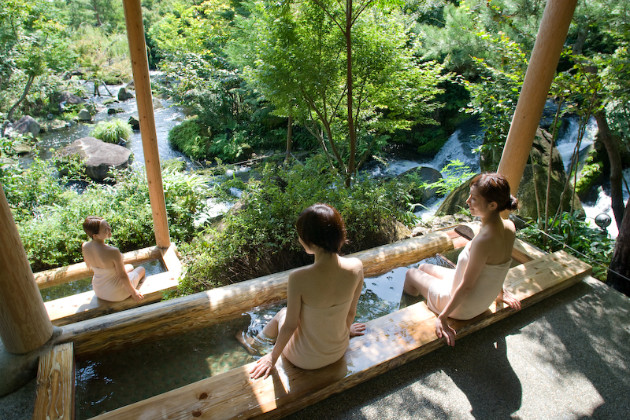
[435,239,490,346]
[113,249,143,302]
[250,274,301,379]
[347,263,366,337]
[81,243,92,270]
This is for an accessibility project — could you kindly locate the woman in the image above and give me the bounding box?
[247,204,366,379]
[82,216,145,302]
[404,173,522,346]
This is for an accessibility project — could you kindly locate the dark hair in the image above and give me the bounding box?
[296,204,347,253]
[83,216,104,238]
[469,173,518,212]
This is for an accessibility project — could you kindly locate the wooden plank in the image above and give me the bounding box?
[35,246,161,290]
[159,243,182,273]
[34,343,75,420]
[512,238,547,263]
[89,251,591,420]
[56,232,455,356]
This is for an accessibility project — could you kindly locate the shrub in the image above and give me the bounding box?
[517,211,615,281]
[177,156,415,294]
[91,119,133,144]
[14,166,208,272]
[168,117,209,160]
[0,158,67,224]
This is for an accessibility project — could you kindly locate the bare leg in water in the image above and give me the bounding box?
[236,308,287,355]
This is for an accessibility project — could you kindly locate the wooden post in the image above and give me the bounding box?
[0,185,53,354]
[122,0,170,248]
[497,0,577,196]
[33,343,75,420]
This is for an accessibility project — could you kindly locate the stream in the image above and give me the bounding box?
[24,79,626,238]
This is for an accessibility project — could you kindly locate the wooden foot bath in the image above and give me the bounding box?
[32,226,592,419]
[36,244,182,326]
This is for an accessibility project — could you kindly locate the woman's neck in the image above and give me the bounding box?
[313,250,338,266]
[481,211,503,226]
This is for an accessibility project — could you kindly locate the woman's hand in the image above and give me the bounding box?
[349,323,366,337]
[498,289,521,310]
[131,289,144,302]
[250,353,275,380]
[435,316,456,346]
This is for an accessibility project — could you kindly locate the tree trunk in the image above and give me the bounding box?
[607,197,630,296]
[6,74,35,122]
[345,0,356,187]
[594,110,625,229]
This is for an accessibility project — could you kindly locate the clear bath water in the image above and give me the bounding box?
[74,254,454,418]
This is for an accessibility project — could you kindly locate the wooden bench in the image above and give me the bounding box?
[44,244,182,326]
[34,343,75,420]
[90,250,591,419]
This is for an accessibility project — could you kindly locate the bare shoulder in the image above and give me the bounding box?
[502,218,516,233]
[339,256,363,273]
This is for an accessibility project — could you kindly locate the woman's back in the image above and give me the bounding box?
[294,254,363,308]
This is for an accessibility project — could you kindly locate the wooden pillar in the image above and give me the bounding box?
[497,0,577,195]
[122,0,170,248]
[0,185,53,354]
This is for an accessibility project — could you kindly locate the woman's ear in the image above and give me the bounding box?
[488,201,499,211]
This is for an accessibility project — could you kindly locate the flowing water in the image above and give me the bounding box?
[23,79,190,168]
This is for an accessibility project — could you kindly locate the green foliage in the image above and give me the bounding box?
[2,159,207,271]
[228,0,449,183]
[576,152,603,198]
[427,160,476,197]
[518,211,615,281]
[168,117,208,160]
[1,0,76,119]
[464,30,527,161]
[0,157,67,224]
[177,156,415,294]
[70,25,130,85]
[90,119,133,144]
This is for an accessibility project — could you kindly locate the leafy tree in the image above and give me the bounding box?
[229,0,447,185]
[60,0,126,33]
[1,0,75,128]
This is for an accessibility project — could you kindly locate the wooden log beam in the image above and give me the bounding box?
[35,246,162,290]
[498,0,577,195]
[56,232,454,356]
[122,0,170,248]
[90,251,591,419]
[0,184,53,354]
[33,343,75,420]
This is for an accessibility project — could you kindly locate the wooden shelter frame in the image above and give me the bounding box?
[0,0,579,417]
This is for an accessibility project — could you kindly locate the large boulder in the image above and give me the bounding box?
[12,116,40,136]
[50,91,85,112]
[57,137,132,181]
[480,127,565,174]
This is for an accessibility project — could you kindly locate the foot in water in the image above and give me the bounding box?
[235,331,275,356]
